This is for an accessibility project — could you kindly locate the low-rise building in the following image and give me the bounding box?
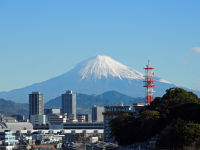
[6,122,33,131]
[133,103,145,117]
[77,114,86,123]
[103,106,132,142]
[63,122,104,129]
[3,117,16,123]
[48,114,67,129]
[0,130,17,150]
[44,108,61,115]
[30,115,46,126]
[48,114,67,125]
[32,134,64,144]
[77,114,91,122]
[32,145,56,150]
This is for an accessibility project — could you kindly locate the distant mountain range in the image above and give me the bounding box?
[45,90,144,114]
[0,91,144,116]
[0,55,199,103]
[0,99,28,117]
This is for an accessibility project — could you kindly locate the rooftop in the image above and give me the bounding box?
[104,106,131,108]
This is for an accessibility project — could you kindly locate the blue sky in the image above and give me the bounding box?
[0,0,200,91]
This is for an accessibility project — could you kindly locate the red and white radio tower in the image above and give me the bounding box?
[144,60,155,104]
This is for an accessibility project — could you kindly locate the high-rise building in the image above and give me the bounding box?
[29,91,46,125]
[92,105,104,122]
[29,91,44,117]
[61,90,76,120]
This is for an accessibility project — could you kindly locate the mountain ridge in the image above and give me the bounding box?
[45,90,144,114]
[0,91,144,116]
[0,98,28,117]
[0,55,199,103]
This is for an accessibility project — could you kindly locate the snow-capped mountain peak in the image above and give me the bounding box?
[0,54,199,104]
[78,55,144,80]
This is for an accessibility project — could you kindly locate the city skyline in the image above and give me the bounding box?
[0,1,200,92]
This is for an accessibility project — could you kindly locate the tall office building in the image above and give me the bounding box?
[62,90,76,120]
[92,105,104,122]
[29,91,44,117]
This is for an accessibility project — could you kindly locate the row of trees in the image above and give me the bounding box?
[110,88,200,148]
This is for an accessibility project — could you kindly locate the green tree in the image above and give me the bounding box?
[139,110,160,121]
[110,113,134,145]
[110,87,200,147]
[162,87,199,105]
[170,103,200,123]
[110,110,163,145]
[172,119,200,148]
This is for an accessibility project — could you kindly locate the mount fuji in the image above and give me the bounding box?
[0,55,199,103]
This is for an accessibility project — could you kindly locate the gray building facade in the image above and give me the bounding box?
[92,105,104,122]
[29,91,44,118]
[62,90,76,120]
[103,106,131,142]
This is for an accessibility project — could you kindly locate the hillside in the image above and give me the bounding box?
[0,99,28,117]
[0,91,144,116]
[45,91,144,113]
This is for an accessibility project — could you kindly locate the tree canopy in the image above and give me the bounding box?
[110,87,200,148]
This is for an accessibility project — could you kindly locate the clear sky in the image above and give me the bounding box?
[0,0,200,92]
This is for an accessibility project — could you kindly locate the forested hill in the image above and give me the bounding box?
[45,90,144,113]
[0,98,28,116]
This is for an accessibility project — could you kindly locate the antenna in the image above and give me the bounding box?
[144,60,155,104]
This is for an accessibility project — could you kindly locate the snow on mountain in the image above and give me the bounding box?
[0,55,198,103]
[79,55,144,80]
[158,79,172,84]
